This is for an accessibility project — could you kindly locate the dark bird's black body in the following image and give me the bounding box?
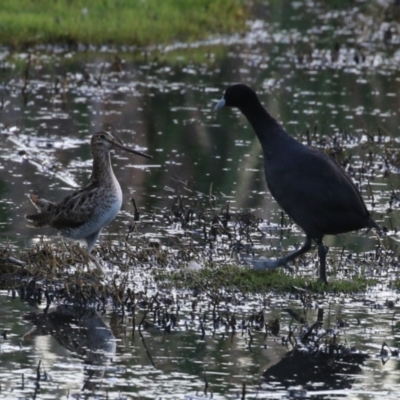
[215,84,379,283]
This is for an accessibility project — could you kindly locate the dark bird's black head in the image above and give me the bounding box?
[214,84,260,110]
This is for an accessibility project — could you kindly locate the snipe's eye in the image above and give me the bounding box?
[100,134,105,139]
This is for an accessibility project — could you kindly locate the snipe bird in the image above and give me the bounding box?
[26,131,152,270]
[215,84,380,283]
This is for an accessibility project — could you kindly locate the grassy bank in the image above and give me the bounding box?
[0,0,248,47]
[155,264,377,294]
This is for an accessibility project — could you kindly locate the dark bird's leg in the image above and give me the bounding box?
[316,238,329,283]
[253,236,312,272]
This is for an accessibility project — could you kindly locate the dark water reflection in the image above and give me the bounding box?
[2,0,400,398]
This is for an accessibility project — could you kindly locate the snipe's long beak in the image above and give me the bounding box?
[109,139,152,159]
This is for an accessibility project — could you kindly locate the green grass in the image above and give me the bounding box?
[0,0,248,47]
[155,264,377,294]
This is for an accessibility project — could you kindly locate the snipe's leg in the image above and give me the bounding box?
[87,252,105,275]
[75,245,105,275]
[316,239,328,283]
[253,236,312,272]
[85,230,105,275]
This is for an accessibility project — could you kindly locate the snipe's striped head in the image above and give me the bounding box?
[91,131,152,159]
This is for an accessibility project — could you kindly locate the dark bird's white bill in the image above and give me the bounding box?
[214,98,226,111]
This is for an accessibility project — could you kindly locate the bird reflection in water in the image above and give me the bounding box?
[262,309,368,395]
[23,305,116,391]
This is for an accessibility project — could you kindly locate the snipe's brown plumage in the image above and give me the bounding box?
[26,131,151,266]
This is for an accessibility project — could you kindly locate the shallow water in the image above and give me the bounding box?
[2,286,400,399]
[2,0,400,398]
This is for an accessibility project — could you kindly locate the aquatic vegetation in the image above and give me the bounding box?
[0,185,380,299]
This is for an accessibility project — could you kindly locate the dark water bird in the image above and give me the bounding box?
[25,131,152,271]
[215,84,380,283]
